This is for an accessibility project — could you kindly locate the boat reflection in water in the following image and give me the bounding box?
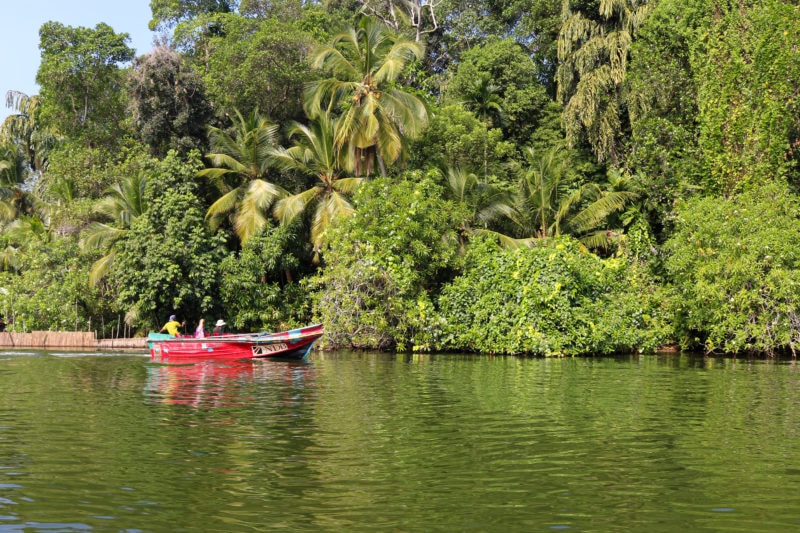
[144,359,315,408]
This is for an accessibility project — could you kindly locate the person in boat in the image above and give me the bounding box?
[0,316,5,332]
[159,314,184,337]
[212,319,226,335]
[194,319,206,338]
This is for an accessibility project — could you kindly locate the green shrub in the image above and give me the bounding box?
[311,177,461,351]
[219,225,311,332]
[664,185,800,355]
[435,236,670,356]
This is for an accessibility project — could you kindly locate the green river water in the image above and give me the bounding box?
[0,350,799,532]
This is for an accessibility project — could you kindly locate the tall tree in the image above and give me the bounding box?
[149,0,235,32]
[445,37,551,148]
[198,109,284,243]
[461,73,505,180]
[358,0,443,42]
[305,16,428,177]
[556,0,652,164]
[36,22,135,147]
[112,151,227,330]
[128,45,213,157]
[624,0,704,231]
[202,16,316,124]
[271,113,363,258]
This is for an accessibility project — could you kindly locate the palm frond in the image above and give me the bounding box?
[81,222,126,251]
[568,190,639,234]
[205,187,242,230]
[89,251,117,287]
[274,187,321,226]
[331,177,364,194]
[473,228,537,250]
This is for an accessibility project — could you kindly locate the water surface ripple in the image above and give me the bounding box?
[0,352,799,531]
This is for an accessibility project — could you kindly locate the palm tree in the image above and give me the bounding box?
[463,72,505,128]
[498,146,638,249]
[461,72,505,181]
[81,172,148,286]
[198,108,285,243]
[556,0,652,164]
[0,142,35,221]
[305,16,428,177]
[1,90,57,174]
[5,200,56,246]
[440,165,514,253]
[271,113,364,258]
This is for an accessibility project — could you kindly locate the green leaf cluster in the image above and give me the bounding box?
[0,239,106,333]
[436,235,670,356]
[664,184,800,356]
[111,151,228,328]
[694,0,800,195]
[219,225,310,332]
[311,176,461,351]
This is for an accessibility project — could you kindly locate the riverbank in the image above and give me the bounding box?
[0,331,147,350]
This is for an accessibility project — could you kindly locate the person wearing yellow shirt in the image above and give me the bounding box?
[159,315,184,336]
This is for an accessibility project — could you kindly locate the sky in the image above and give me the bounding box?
[0,0,156,123]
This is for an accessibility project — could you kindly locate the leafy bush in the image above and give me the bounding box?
[0,239,106,332]
[311,177,461,351]
[219,224,311,332]
[111,151,228,329]
[664,185,800,355]
[435,236,670,356]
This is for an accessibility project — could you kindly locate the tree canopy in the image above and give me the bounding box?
[1,1,797,355]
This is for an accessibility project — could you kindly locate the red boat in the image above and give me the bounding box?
[148,323,323,362]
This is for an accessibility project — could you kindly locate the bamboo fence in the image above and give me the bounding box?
[0,331,147,350]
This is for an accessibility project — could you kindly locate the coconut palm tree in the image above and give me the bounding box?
[440,165,514,252]
[198,108,285,243]
[461,72,505,180]
[305,16,428,177]
[1,90,57,174]
[81,172,148,286]
[271,113,363,259]
[463,72,505,128]
[495,145,638,249]
[0,142,35,221]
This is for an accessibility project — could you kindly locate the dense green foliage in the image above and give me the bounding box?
[664,185,800,356]
[694,0,800,195]
[111,151,227,329]
[202,16,316,123]
[0,0,797,356]
[0,239,105,332]
[436,236,669,355]
[312,177,460,351]
[129,46,213,157]
[218,224,311,332]
[36,22,134,147]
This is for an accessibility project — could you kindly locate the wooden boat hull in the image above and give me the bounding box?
[148,323,323,362]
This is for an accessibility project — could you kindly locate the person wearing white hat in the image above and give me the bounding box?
[213,319,226,335]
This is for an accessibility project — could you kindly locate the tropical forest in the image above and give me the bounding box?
[0,0,798,357]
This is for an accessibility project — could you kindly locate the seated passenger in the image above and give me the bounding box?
[159,315,183,337]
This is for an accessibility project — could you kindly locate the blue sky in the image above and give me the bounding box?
[0,0,155,122]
